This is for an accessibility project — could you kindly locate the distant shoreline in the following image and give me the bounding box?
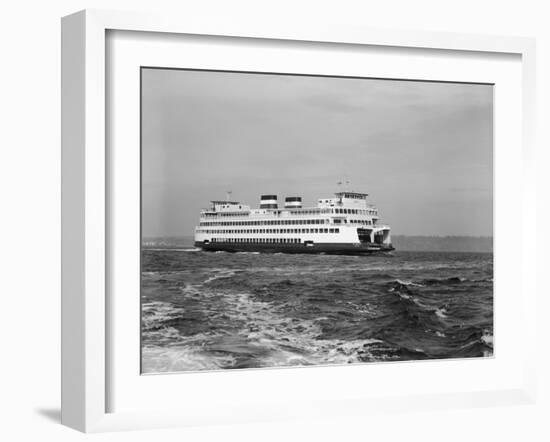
[142,235,493,254]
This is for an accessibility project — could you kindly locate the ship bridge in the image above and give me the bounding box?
[200,200,251,217]
[334,191,368,199]
[318,191,372,210]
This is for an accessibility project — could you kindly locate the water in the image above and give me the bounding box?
[141,249,493,373]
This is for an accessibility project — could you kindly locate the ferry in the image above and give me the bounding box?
[194,191,393,254]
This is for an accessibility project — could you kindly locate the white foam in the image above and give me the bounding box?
[142,345,237,373]
[481,332,494,346]
[396,279,425,287]
[142,301,185,330]
[144,247,201,252]
[203,269,237,284]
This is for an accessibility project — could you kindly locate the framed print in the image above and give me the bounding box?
[140,68,493,374]
[61,9,537,432]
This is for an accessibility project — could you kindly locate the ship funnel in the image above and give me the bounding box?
[284,196,302,209]
[260,194,278,209]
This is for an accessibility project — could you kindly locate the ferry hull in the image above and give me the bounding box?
[194,241,394,255]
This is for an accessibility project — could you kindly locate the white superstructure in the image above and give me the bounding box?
[194,191,393,254]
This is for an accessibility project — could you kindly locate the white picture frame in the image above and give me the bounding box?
[61,9,537,433]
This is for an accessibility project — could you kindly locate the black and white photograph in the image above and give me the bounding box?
[140,68,493,374]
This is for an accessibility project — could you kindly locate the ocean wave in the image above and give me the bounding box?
[142,301,185,331]
[394,279,425,287]
[141,250,493,372]
[203,269,238,284]
[141,287,396,371]
[481,330,494,347]
[142,345,237,373]
[144,247,202,252]
[422,276,465,285]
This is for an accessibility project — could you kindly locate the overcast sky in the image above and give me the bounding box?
[141,68,493,238]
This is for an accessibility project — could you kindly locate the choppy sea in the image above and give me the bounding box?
[141,248,493,373]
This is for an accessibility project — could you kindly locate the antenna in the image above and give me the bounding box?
[225,190,232,201]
